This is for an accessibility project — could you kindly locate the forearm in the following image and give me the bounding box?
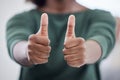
[13,41,32,66]
[85,40,102,64]
[13,40,102,66]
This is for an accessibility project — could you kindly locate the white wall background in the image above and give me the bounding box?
[0,0,120,80]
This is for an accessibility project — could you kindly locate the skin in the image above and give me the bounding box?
[27,14,101,67]
[63,15,86,67]
[116,17,120,41]
[14,0,102,67]
[28,14,51,64]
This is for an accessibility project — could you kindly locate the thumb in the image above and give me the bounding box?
[37,13,48,37]
[65,15,76,41]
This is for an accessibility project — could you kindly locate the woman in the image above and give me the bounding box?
[6,0,116,80]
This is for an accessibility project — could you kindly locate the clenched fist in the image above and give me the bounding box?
[27,13,51,64]
[63,15,86,68]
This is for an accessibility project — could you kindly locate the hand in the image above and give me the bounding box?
[27,13,51,65]
[63,15,86,68]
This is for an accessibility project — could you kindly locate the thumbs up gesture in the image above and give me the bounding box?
[63,15,86,68]
[27,13,51,64]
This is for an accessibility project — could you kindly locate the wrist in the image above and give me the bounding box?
[84,40,102,64]
[13,41,33,66]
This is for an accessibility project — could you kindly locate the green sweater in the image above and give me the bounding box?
[6,9,116,80]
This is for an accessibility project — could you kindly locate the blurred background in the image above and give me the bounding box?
[0,0,120,80]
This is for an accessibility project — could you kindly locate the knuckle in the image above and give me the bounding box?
[46,39,50,44]
[67,60,84,68]
[33,58,48,64]
[67,62,75,67]
[79,45,86,52]
[63,49,68,54]
[64,42,69,48]
[77,38,82,43]
[64,55,68,60]
[81,38,85,42]
[63,49,66,53]
[39,59,48,64]
[38,51,49,57]
[42,37,50,45]
[65,55,74,61]
[28,51,34,61]
[44,51,50,55]
[28,43,36,50]
[43,59,48,62]
[77,37,85,43]
[64,43,67,47]
[29,34,36,41]
[78,60,85,66]
[41,53,49,58]
[46,46,51,51]
[79,37,85,42]
[28,43,33,49]
[43,46,51,54]
[64,45,67,48]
